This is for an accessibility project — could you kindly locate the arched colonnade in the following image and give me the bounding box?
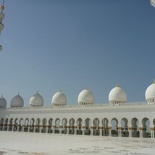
[0,117,155,138]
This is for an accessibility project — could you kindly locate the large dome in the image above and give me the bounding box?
[10,94,24,107]
[78,88,94,105]
[109,85,127,104]
[29,92,44,107]
[0,95,7,108]
[145,82,155,104]
[52,91,67,106]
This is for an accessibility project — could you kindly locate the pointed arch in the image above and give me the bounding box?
[35,118,40,133]
[121,118,129,137]
[102,118,109,136]
[61,118,67,134]
[48,118,53,133]
[24,118,29,132]
[85,118,91,135]
[41,118,47,133]
[131,117,139,137]
[111,118,118,137]
[77,118,82,135]
[93,118,100,136]
[69,118,75,134]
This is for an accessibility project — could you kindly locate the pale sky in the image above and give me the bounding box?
[0,0,155,106]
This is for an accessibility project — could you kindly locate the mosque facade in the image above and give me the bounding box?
[0,81,155,139]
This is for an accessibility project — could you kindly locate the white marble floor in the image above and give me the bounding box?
[0,131,155,155]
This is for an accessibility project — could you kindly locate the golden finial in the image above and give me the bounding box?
[153,79,155,84]
[85,86,88,90]
[115,83,119,87]
[0,0,5,13]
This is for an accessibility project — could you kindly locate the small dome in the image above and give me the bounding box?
[52,91,67,106]
[29,92,44,107]
[0,95,7,108]
[109,85,127,104]
[78,88,94,105]
[10,94,24,107]
[145,81,155,104]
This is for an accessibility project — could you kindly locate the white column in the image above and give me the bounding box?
[74,124,77,135]
[151,127,154,138]
[99,127,102,136]
[59,124,62,134]
[109,127,112,137]
[66,124,69,134]
[128,127,132,138]
[90,122,94,136]
[52,125,55,134]
[139,127,143,138]
[82,123,85,135]
[118,127,122,137]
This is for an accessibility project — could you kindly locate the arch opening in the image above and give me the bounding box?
[0,118,4,131]
[4,118,8,131]
[48,118,53,133]
[30,118,35,132]
[84,118,91,135]
[13,118,18,131]
[131,117,139,137]
[19,118,24,132]
[111,118,118,137]
[35,118,40,133]
[121,118,129,137]
[93,118,100,136]
[102,118,109,136]
[142,117,150,138]
[61,118,67,134]
[77,118,82,135]
[24,118,29,132]
[41,118,47,133]
[55,118,60,134]
[69,118,75,134]
[9,118,13,131]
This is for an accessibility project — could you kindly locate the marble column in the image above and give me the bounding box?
[99,127,103,136]
[151,127,155,138]
[139,127,143,138]
[74,126,77,135]
[128,127,133,138]
[117,127,122,137]
[108,127,112,137]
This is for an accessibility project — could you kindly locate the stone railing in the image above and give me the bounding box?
[1,101,155,111]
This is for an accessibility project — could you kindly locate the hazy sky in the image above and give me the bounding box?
[0,0,155,106]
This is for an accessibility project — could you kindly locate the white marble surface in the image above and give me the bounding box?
[0,132,155,155]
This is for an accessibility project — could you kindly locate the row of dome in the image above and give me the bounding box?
[0,82,155,108]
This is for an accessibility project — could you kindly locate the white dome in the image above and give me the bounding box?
[10,94,24,107]
[109,85,127,104]
[145,82,155,103]
[78,88,94,105]
[52,91,67,106]
[0,95,7,108]
[29,92,44,107]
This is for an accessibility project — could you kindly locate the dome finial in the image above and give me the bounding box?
[153,79,155,84]
[1,94,3,98]
[0,0,5,13]
[115,83,119,87]
[85,85,88,90]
